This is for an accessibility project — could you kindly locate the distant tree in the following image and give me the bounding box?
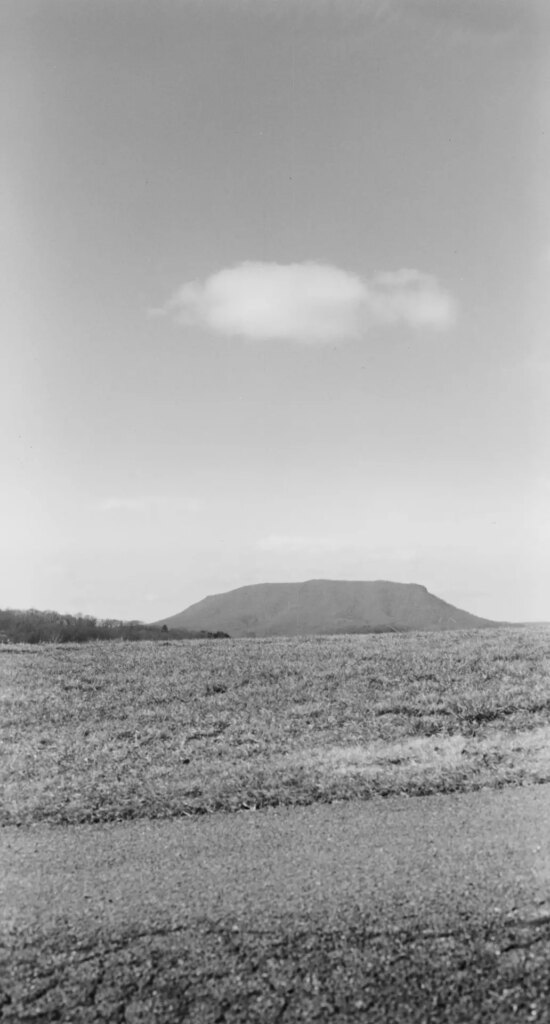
[161,624,168,633]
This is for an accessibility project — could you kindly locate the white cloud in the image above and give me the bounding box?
[257,534,348,552]
[365,269,456,329]
[99,498,147,512]
[161,261,456,344]
[256,535,419,560]
[98,496,202,513]
[400,0,539,43]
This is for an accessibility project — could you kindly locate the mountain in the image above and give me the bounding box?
[152,580,501,637]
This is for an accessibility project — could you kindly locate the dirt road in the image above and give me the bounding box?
[2,784,550,1022]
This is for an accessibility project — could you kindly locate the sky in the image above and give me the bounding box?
[1,0,549,623]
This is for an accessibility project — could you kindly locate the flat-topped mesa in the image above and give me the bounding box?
[152,579,502,638]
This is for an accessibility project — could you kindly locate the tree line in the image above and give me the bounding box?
[0,609,229,644]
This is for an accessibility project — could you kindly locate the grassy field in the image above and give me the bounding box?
[2,626,550,826]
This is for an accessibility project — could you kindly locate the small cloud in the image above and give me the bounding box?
[98,496,202,513]
[165,262,365,343]
[255,536,419,558]
[257,534,347,552]
[160,261,456,344]
[401,0,541,43]
[99,498,146,512]
[366,269,456,329]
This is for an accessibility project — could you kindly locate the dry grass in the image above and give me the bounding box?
[1,626,549,825]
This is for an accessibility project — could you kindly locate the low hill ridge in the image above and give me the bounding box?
[153,579,500,637]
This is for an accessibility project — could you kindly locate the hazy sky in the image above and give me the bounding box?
[2,0,549,622]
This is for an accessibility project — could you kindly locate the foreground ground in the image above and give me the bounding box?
[2,627,550,825]
[2,784,550,1022]
[1,629,550,1021]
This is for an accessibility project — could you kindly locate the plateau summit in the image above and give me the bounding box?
[154,580,500,638]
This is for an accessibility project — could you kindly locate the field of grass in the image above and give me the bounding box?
[2,626,550,826]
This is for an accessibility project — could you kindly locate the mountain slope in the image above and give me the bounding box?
[153,580,500,637]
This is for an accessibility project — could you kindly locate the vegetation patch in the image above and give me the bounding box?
[1,627,549,825]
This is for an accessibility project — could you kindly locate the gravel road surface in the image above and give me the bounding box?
[2,784,550,1022]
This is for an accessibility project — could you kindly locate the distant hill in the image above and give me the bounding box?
[153,580,502,637]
